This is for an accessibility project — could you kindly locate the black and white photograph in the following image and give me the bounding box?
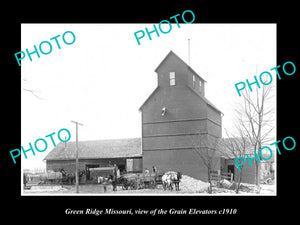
[20,23,277,196]
[4,5,297,220]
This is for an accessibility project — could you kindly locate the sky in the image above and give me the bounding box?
[21,23,276,170]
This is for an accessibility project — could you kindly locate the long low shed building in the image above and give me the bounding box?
[44,138,142,183]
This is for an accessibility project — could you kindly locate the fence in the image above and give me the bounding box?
[210,170,233,187]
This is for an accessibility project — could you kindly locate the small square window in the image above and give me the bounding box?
[170,72,175,86]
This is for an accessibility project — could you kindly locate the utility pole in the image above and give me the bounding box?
[71,120,83,193]
[188,38,190,65]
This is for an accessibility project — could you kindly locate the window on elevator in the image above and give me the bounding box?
[199,80,202,92]
[193,75,195,88]
[170,72,175,86]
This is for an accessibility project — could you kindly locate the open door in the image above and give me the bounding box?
[126,158,133,172]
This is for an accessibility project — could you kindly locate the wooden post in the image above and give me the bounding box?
[71,120,83,194]
[217,170,221,187]
[188,38,190,65]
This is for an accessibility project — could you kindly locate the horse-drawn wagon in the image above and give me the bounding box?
[39,171,63,184]
[116,173,141,190]
[112,172,163,191]
[141,172,163,189]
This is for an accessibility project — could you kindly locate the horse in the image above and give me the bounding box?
[173,172,182,191]
[59,168,75,185]
[109,174,118,191]
[162,171,182,191]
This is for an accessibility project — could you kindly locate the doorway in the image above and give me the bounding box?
[228,165,235,180]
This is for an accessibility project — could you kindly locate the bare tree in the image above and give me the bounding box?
[221,127,250,194]
[22,69,44,100]
[235,80,275,191]
[190,134,220,193]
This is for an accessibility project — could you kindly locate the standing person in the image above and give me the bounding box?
[113,164,118,176]
[152,166,158,182]
[112,164,118,191]
[116,167,120,178]
[152,166,157,174]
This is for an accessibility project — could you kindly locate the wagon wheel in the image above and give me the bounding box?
[267,178,274,185]
[150,179,156,189]
[138,179,144,189]
[122,184,128,190]
[120,180,126,190]
[139,181,145,189]
[143,181,149,188]
[130,181,138,190]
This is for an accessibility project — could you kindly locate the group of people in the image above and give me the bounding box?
[144,166,158,175]
[111,165,159,191]
[106,164,183,192]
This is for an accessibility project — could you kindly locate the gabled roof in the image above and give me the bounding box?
[187,86,223,115]
[138,82,223,114]
[44,138,142,161]
[139,86,160,111]
[155,50,206,82]
[140,51,212,111]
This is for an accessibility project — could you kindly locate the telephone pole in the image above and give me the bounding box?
[188,38,190,65]
[71,120,83,193]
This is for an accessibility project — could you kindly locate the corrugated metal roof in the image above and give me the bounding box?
[44,138,142,161]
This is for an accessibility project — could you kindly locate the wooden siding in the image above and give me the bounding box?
[222,158,256,184]
[143,149,220,181]
[207,104,222,125]
[141,51,222,181]
[143,119,207,136]
[143,134,206,151]
[156,52,189,88]
[207,119,222,137]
